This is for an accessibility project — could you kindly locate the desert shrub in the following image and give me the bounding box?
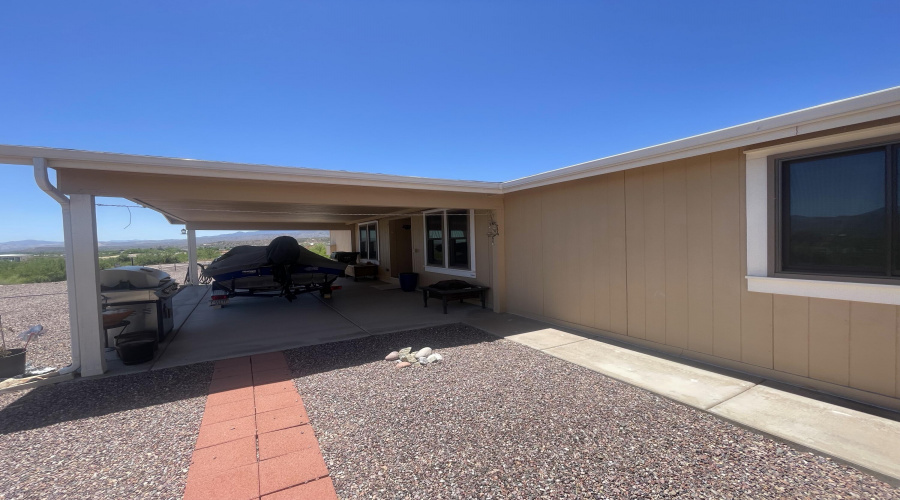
[0,246,224,284]
[308,242,328,257]
[197,247,222,260]
[0,257,67,284]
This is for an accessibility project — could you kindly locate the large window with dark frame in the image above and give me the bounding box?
[358,221,378,261]
[424,209,472,272]
[779,141,900,278]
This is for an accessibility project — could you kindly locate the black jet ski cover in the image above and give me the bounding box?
[266,236,302,301]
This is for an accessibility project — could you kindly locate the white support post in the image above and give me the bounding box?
[60,205,81,372]
[187,229,198,285]
[491,208,507,313]
[69,194,106,377]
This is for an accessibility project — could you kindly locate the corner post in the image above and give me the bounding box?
[69,194,106,376]
[187,228,198,285]
[60,205,81,370]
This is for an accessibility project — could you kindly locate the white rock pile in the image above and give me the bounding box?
[385,346,444,368]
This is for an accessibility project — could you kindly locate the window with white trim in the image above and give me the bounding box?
[745,122,900,306]
[423,209,475,277]
[358,221,378,262]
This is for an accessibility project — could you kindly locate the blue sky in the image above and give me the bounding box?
[2,1,899,242]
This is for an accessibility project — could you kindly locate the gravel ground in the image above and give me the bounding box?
[285,324,900,500]
[0,363,212,500]
[0,282,71,370]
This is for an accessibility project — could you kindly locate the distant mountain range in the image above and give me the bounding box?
[0,230,331,253]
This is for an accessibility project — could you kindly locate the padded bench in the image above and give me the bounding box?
[421,284,490,314]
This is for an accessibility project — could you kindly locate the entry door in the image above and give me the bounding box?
[389,218,414,278]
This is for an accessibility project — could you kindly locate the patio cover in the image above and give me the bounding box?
[0,146,507,378]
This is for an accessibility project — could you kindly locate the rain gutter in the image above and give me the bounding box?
[32,158,80,376]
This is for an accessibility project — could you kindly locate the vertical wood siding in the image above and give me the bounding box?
[608,172,629,336]
[624,170,646,339]
[685,155,714,354]
[809,298,850,386]
[710,150,742,362]
[664,161,689,349]
[504,147,900,401]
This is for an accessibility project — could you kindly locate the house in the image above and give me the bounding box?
[2,86,900,411]
[0,254,31,262]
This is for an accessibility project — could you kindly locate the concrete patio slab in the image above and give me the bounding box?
[543,336,762,410]
[709,382,900,481]
[321,279,496,334]
[171,284,211,330]
[503,327,589,350]
[152,288,367,370]
[462,313,552,338]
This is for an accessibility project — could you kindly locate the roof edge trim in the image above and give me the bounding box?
[500,85,900,192]
[2,86,900,195]
[0,146,502,194]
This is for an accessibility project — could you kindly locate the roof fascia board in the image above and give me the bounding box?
[501,86,900,192]
[0,145,501,194]
[501,127,795,192]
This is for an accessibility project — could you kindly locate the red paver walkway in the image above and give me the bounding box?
[183,352,338,500]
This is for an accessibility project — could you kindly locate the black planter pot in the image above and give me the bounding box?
[0,348,26,378]
[399,272,419,292]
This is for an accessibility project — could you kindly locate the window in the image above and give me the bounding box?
[745,123,900,306]
[423,209,475,277]
[358,221,378,262]
[425,213,443,266]
[779,143,898,278]
[447,210,470,269]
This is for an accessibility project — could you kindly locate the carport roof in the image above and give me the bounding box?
[0,144,505,229]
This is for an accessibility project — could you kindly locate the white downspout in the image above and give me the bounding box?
[33,158,80,375]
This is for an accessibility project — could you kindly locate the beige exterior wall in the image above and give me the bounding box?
[505,148,900,409]
[330,230,352,253]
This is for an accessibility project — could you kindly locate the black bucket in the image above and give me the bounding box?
[399,272,419,292]
[116,330,158,351]
[0,348,26,378]
[116,339,156,365]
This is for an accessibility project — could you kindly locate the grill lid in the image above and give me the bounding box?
[100,266,172,289]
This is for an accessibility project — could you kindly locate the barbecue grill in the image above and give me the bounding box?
[100,266,181,343]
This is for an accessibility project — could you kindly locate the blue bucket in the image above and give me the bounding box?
[398,272,418,292]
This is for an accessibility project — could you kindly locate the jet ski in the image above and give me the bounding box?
[202,236,345,306]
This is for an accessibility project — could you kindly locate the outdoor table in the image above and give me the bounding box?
[346,263,378,281]
[421,285,490,314]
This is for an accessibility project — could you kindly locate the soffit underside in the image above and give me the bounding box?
[56,169,504,212]
[134,198,418,225]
